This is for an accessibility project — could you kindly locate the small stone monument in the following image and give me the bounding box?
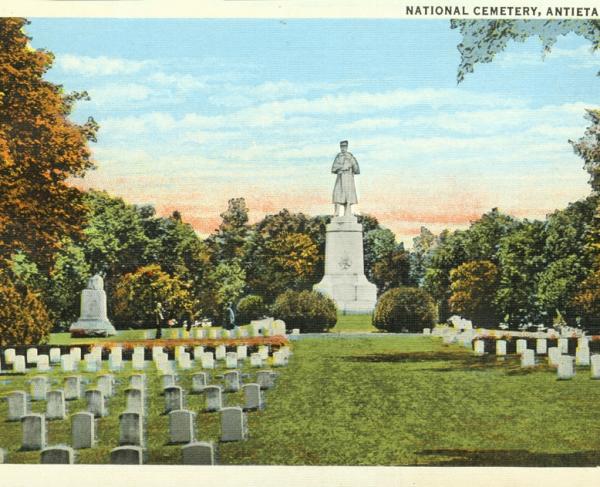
[313,141,377,313]
[69,274,116,337]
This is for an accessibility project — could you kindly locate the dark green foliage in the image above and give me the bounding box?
[236,294,267,324]
[0,268,51,345]
[373,287,437,333]
[271,290,337,332]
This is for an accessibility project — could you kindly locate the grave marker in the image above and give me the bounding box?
[7,391,29,421]
[191,372,208,393]
[243,383,263,411]
[181,442,215,465]
[220,407,248,442]
[204,385,222,412]
[256,370,276,390]
[168,409,196,444]
[40,446,75,464]
[557,355,575,380]
[71,412,95,449]
[46,390,67,420]
[30,376,48,401]
[85,389,106,418]
[164,386,184,413]
[110,446,144,464]
[13,355,26,373]
[64,376,82,400]
[119,412,144,446]
[21,413,46,450]
[224,370,241,392]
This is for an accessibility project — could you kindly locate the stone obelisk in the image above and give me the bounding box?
[313,141,377,314]
[69,274,117,337]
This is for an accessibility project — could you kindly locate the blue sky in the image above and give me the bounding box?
[27,19,599,245]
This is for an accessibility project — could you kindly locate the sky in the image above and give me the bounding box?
[26,19,599,247]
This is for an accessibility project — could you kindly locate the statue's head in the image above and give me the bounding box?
[87,274,104,290]
[340,140,348,153]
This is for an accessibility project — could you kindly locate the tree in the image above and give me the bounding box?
[496,220,547,327]
[0,268,50,345]
[363,228,397,281]
[207,198,249,262]
[198,260,246,324]
[373,287,437,333]
[451,20,600,83]
[372,247,411,295]
[0,18,98,272]
[572,267,600,329]
[46,240,91,329]
[449,260,501,327]
[113,264,192,328]
[409,226,436,285]
[244,209,325,301]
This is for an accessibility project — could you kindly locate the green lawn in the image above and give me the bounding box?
[330,313,376,333]
[2,336,600,465]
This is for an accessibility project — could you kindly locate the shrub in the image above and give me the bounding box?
[0,269,51,345]
[271,290,337,332]
[236,294,267,324]
[373,286,437,333]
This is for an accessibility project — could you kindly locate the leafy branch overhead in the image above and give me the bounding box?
[451,19,600,83]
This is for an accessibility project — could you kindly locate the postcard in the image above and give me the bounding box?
[0,1,598,486]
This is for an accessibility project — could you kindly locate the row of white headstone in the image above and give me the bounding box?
[2,344,292,373]
[7,367,279,463]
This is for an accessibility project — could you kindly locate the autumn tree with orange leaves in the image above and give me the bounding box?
[0,18,97,343]
[0,18,98,273]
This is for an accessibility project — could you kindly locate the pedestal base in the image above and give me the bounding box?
[313,214,377,314]
[314,274,377,314]
[69,319,117,337]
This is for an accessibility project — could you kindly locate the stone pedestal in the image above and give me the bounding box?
[313,214,377,314]
[69,275,116,337]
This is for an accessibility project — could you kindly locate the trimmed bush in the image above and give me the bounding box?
[236,294,267,324]
[373,286,437,333]
[272,290,337,332]
[0,269,51,345]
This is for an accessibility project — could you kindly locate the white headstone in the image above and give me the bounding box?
[168,409,196,444]
[4,348,15,364]
[108,354,122,371]
[71,412,95,449]
[547,347,561,367]
[125,388,145,415]
[258,346,269,360]
[236,345,248,359]
[119,412,144,446]
[423,328,431,335]
[164,386,184,413]
[215,345,226,360]
[576,347,590,366]
[181,442,215,465]
[13,355,26,373]
[41,446,74,464]
[536,338,547,355]
[220,407,248,442]
[49,348,61,364]
[224,370,241,392]
[521,349,535,368]
[85,389,106,417]
[193,346,204,359]
[46,390,66,420]
[272,351,286,366]
[243,383,263,411]
[7,390,29,421]
[591,354,600,379]
[201,353,215,370]
[110,446,144,465]
[63,376,82,400]
[557,355,575,380]
[60,355,75,373]
[250,353,263,367]
[21,413,46,450]
[84,354,98,373]
[132,352,145,370]
[516,339,527,355]
[161,374,176,389]
[30,376,48,401]
[473,340,485,356]
[204,385,222,412]
[70,348,82,362]
[26,348,38,365]
[225,352,238,369]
